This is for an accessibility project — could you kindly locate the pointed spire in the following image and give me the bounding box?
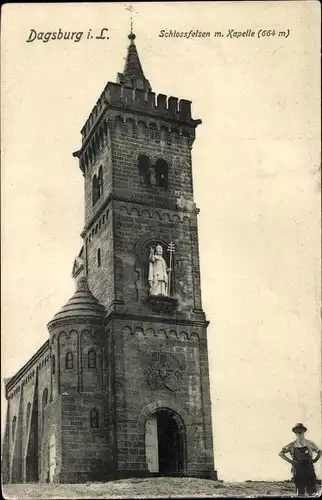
[123,32,145,80]
[116,32,151,92]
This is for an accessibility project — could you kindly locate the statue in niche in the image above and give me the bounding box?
[148,244,170,296]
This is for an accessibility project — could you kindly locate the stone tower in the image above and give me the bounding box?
[71,31,216,479]
[2,31,216,485]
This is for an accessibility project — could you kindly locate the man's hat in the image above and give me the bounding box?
[292,423,307,433]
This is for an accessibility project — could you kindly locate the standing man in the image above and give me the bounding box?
[279,423,321,496]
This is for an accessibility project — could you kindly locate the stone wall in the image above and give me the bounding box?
[4,342,51,483]
[58,393,112,483]
[109,318,215,477]
[111,201,203,316]
[39,397,61,483]
[86,205,115,312]
[84,126,113,227]
[110,110,195,210]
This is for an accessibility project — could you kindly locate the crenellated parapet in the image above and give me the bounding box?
[73,35,201,176]
[79,82,201,148]
[105,82,195,121]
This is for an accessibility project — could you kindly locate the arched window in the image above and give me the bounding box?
[150,123,157,140]
[115,116,123,133]
[95,133,100,153]
[88,348,97,368]
[98,166,103,198]
[138,155,151,185]
[49,434,56,483]
[97,249,101,268]
[65,351,73,370]
[90,408,99,428]
[42,388,48,428]
[26,402,31,425]
[103,120,108,139]
[138,122,146,138]
[12,416,17,440]
[91,138,96,158]
[42,388,48,408]
[160,127,168,142]
[155,159,169,189]
[99,127,104,148]
[84,152,89,170]
[88,145,93,163]
[52,354,56,375]
[92,175,100,206]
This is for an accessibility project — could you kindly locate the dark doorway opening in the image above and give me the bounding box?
[157,410,184,475]
[26,403,39,482]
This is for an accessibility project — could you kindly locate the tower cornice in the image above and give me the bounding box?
[104,311,209,329]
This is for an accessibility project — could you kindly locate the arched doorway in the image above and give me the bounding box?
[145,409,185,475]
[48,433,56,482]
[25,400,39,482]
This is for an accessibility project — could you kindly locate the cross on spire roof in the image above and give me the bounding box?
[125,4,135,35]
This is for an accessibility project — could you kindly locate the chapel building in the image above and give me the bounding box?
[2,32,217,484]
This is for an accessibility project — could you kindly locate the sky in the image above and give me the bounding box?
[1,1,321,482]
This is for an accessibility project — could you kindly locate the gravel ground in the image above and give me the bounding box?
[3,476,317,499]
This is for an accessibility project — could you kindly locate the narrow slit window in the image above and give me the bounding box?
[88,348,97,368]
[97,248,101,268]
[155,159,169,189]
[26,403,31,425]
[65,351,73,370]
[42,388,48,408]
[92,175,100,206]
[90,408,99,429]
[12,416,17,440]
[98,166,103,198]
[42,388,48,428]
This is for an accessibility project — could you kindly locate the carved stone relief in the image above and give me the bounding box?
[145,352,183,392]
